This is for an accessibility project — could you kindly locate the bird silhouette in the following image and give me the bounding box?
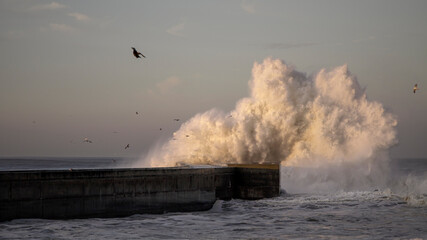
[173,119,180,121]
[413,84,419,93]
[125,144,130,149]
[132,47,146,59]
[83,137,92,143]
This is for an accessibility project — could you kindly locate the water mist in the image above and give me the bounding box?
[139,58,399,193]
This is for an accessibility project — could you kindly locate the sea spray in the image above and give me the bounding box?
[140,58,398,192]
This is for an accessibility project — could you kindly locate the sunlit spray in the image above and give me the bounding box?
[138,58,399,193]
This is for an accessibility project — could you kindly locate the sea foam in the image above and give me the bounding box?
[139,58,399,192]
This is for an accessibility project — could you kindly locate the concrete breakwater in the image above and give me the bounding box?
[0,164,279,221]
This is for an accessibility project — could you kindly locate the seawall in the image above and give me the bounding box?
[0,165,279,221]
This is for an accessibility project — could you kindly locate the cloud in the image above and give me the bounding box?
[68,12,90,22]
[49,23,75,33]
[266,42,318,49]
[166,22,185,37]
[156,76,182,94]
[29,2,67,11]
[241,0,255,14]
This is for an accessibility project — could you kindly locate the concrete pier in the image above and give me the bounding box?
[229,164,280,200]
[0,165,279,221]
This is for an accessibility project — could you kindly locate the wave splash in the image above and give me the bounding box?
[142,58,397,168]
[137,58,404,193]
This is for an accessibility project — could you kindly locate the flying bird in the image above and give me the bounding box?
[413,84,419,93]
[83,137,92,143]
[132,47,146,59]
[125,144,130,149]
[136,111,139,115]
[173,119,180,121]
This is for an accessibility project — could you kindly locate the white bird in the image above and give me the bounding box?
[413,84,419,93]
[83,137,92,143]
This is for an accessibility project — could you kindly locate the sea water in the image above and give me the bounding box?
[0,158,426,240]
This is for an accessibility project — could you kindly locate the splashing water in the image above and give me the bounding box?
[139,58,400,192]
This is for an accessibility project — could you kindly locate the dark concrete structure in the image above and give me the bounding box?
[229,164,280,200]
[0,165,279,221]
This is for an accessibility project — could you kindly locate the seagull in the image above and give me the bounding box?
[173,119,180,121]
[413,84,419,93]
[83,137,92,143]
[132,47,146,59]
[125,144,130,149]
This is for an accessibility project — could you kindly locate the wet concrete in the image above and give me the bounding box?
[0,165,279,221]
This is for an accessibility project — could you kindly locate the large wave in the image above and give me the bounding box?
[141,58,397,169]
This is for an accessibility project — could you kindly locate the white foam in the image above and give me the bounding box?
[136,58,399,192]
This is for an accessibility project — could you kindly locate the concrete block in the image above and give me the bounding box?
[0,164,279,221]
[11,181,41,200]
[0,182,10,201]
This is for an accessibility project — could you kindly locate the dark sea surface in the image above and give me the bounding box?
[0,158,426,240]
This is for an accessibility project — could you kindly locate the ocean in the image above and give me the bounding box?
[0,158,426,240]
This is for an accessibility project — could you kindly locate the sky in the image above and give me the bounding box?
[0,0,426,159]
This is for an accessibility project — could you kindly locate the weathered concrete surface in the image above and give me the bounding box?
[228,164,280,200]
[0,165,279,221]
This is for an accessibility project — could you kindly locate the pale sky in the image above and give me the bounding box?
[0,0,426,158]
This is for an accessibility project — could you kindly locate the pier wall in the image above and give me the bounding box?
[0,165,279,221]
[229,164,280,200]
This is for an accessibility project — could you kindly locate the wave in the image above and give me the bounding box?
[136,58,403,193]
